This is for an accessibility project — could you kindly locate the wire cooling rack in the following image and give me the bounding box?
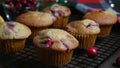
[0,11,120,68]
[0,24,120,68]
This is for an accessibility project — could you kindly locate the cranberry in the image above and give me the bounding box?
[50,0,55,2]
[32,0,38,5]
[21,0,27,5]
[45,0,49,2]
[116,56,120,65]
[16,0,21,2]
[47,39,54,48]
[16,3,23,9]
[58,11,65,16]
[5,0,38,14]
[30,5,36,11]
[8,2,14,7]
[87,47,98,57]
[5,0,11,4]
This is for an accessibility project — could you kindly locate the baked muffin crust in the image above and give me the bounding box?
[0,21,31,39]
[66,19,100,34]
[43,4,71,17]
[16,11,55,27]
[33,29,78,52]
[83,10,117,25]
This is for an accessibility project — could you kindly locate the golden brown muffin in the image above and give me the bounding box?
[0,21,31,53]
[43,3,71,28]
[83,10,117,37]
[66,19,100,34]
[33,29,78,66]
[16,11,55,38]
[66,19,100,49]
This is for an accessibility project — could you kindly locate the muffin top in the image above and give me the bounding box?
[83,10,117,25]
[0,21,31,39]
[66,19,100,34]
[33,29,79,52]
[43,4,71,17]
[16,11,55,27]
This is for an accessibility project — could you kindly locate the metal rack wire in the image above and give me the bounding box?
[0,16,120,68]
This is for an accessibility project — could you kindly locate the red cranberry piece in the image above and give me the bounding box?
[47,39,54,48]
[16,0,21,2]
[7,22,15,28]
[21,0,28,5]
[87,47,98,57]
[50,0,55,2]
[32,0,38,5]
[16,3,23,9]
[29,5,36,11]
[5,0,11,4]
[45,0,49,2]
[8,2,14,7]
[116,56,120,65]
[58,11,65,16]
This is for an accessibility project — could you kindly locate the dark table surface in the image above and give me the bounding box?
[99,48,120,68]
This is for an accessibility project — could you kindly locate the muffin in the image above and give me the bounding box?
[43,3,71,28]
[83,10,117,37]
[65,19,100,49]
[0,21,31,53]
[16,11,55,38]
[33,29,78,66]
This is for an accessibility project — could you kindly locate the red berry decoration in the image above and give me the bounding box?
[5,0,11,4]
[16,3,23,9]
[116,56,120,65]
[50,0,55,2]
[46,39,54,48]
[21,0,27,5]
[8,2,14,7]
[16,0,21,2]
[4,0,38,14]
[87,47,98,57]
[30,5,36,11]
[32,0,38,5]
